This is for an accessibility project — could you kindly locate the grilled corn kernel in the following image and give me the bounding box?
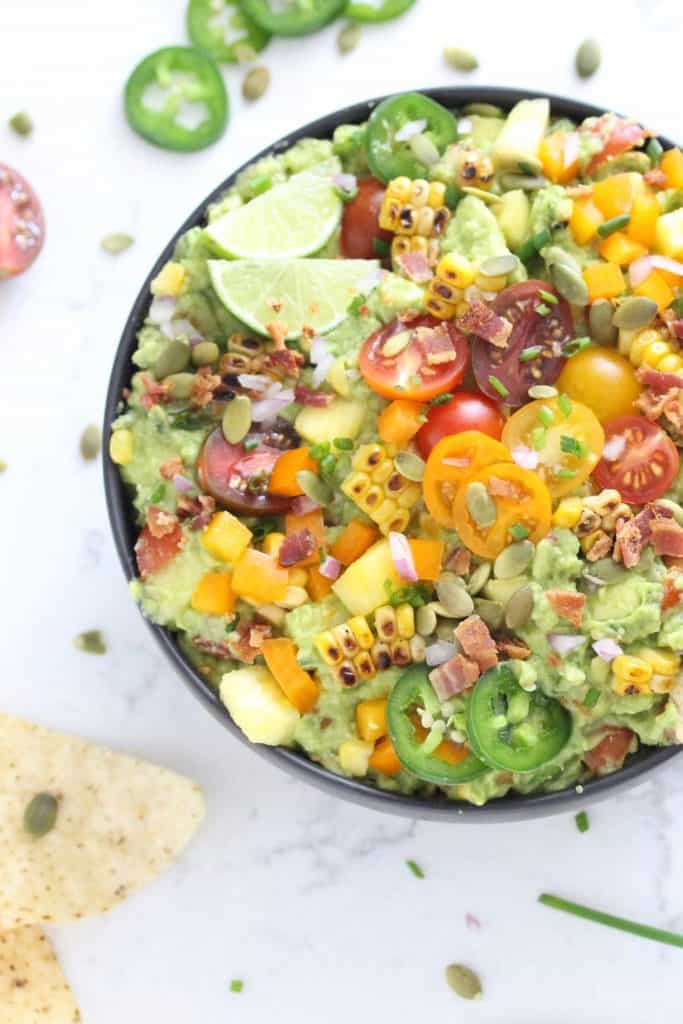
[338,739,373,776]
[228,332,264,357]
[636,647,681,676]
[436,252,476,289]
[581,529,608,555]
[354,444,387,473]
[621,327,682,371]
[276,585,308,609]
[333,623,360,659]
[109,429,133,465]
[354,651,376,681]
[475,272,508,292]
[378,506,411,533]
[454,148,495,189]
[343,473,371,502]
[262,532,286,558]
[342,442,420,534]
[613,675,652,696]
[150,261,186,297]
[348,616,374,650]
[390,638,412,666]
[612,655,653,693]
[359,485,384,512]
[337,661,358,687]
[553,498,584,529]
[396,603,416,639]
[289,567,309,587]
[409,634,426,661]
[375,605,398,641]
[315,631,343,666]
[379,179,449,237]
[371,640,393,671]
[371,460,394,486]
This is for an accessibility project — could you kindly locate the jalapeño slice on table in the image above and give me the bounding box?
[346,0,416,22]
[239,0,346,36]
[187,0,270,63]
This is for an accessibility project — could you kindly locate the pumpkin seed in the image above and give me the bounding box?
[164,372,195,400]
[479,253,518,278]
[589,298,618,342]
[154,339,191,380]
[0,459,6,473]
[474,598,504,631]
[494,540,534,578]
[222,395,252,444]
[528,384,558,399]
[611,296,658,331]
[544,245,582,275]
[436,574,475,618]
[73,629,107,655]
[575,38,601,79]
[80,424,101,461]
[445,963,482,1001]
[436,619,457,642]
[593,151,651,179]
[551,261,590,306]
[101,232,134,254]
[394,451,425,482]
[444,47,478,71]
[192,340,220,367]
[23,793,58,838]
[466,482,497,527]
[381,329,412,358]
[585,557,627,583]
[466,561,491,595]
[9,110,33,136]
[461,186,503,204]
[416,604,438,637]
[337,22,362,55]
[242,66,270,102]
[504,585,534,630]
[462,102,503,118]
[296,469,332,506]
[500,173,548,192]
[655,498,683,526]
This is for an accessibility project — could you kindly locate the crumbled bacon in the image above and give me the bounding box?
[135,522,184,579]
[615,504,673,566]
[177,493,216,531]
[396,250,433,283]
[446,546,471,576]
[278,528,316,567]
[414,325,456,365]
[650,518,683,558]
[139,373,172,409]
[585,532,613,562]
[454,615,498,672]
[662,573,682,611]
[160,456,184,480]
[294,384,334,407]
[637,366,683,394]
[194,620,273,664]
[583,727,635,775]
[146,504,180,538]
[191,366,222,407]
[644,168,668,189]
[266,320,289,349]
[496,638,532,660]
[457,300,512,349]
[429,653,480,700]
[546,590,585,628]
[264,347,304,378]
[487,476,521,500]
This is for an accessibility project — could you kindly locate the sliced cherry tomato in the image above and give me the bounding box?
[416,390,505,459]
[0,164,45,278]
[583,726,635,775]
[365,92,458,183]
[340,178,391,259]
[198,427,293,515]
[581,114,647,175]
[359,314,468,402]
[502,396,604,500]
[593,415,679,503]
[422,432,511,528]
[556,346,642,424]
[471,281,573,407]
[452,462,552,558]
[135,523,184,579]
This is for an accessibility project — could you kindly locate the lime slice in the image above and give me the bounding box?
[208,258,380,338]
[206,166,343,259]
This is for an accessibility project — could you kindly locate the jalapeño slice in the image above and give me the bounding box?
[239,0,346,36]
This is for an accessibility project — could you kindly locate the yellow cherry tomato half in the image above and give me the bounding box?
[502,396,605,500]
[452,462,552,558]
[556,346,642,424]
[422,431,511,527]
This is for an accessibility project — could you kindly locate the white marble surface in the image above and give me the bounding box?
[3,0,683,1018]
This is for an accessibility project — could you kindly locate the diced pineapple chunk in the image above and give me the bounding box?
[492,98,550,173]
[151,261,186,297]
[494,189,531,251]
[220,665,300,746]
[338,739,374,776]
[656,208,683,260]
[295,397,365,445]
[332,539,402,616]
[201,511,252,563]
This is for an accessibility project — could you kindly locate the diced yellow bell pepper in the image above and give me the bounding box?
[661,148,683,189]
[232,548,288,604]
[627,192,660,248]
[356,698,389,743]
[597,231,647,266]
[109,429,133,465]
[656,208,683,260]
[633,269,675,312]
[150,261,186,297]
[592,173,644,219]
[539,132,579,184]
[570,198,604,246]
[201,511,252,563]
[582,261,626,302]
[191,572,235,615]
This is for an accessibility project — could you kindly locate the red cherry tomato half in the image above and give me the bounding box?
[359,314,468,402]
[197,427,294,516]
[471,281,573,407]
[582,115,647,174]
[135,523,184,579]
[416,390,505,459]
[0,164,45,278]
[593,414,680,503]
[340,177,391,259]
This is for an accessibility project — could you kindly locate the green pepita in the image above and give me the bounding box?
[551,261,590,306]
[504,585,534,630]
[444,47,479,71]
[80,424,101,461]
[337,22,362,55]
[394,451,425,482]
[381,329,412,358]
[500,173,549,192]
[242,66,270,102]
[585,557,627,583]
[101,232,134,254]
[435,619,457,642]
[473,597,504,631]
[416,604,438,637]
[479,253,518,278]
[222,395,252,444]
[164,372,196,401]
[192,340,220,367]
[23,793,59,838]
[528,384,558,400]
[296,470,332,506]
[611,296,658,331]
[544,245,582,275]
[466,561,491,596]
[589,298,618,343]
[154,339,191,380]
[0,460,6,473]
[462,102,503,118]
[445,963,483,1001]
[9,111,33,136]
[461,186,503,204]
[74,630,107,655]
[466,482,497,527]
[575,38,601,79]
[494,540,535,579]
[435,574,475,618]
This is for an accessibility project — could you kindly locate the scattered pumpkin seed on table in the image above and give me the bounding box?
[74,630,107,655]
[101,233,134,254]
[80,424,101,461]
[242,66,270,102]
[337,22,361,55]
[445,963,483,1000]
[23,793,59,838]
[575,38,601,79]
[9,111,33,136]
[444,47,479,71]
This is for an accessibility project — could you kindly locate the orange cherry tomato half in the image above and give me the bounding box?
[422,431,511,527]
[359,314,468,402]
[340,177,391,259]
[452,462,552,559]
[416,390,505,459]
[593,414,680,503]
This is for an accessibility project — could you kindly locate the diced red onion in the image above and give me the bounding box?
[394,118,427,143]
[148,295,177,326]
[310,336,329,364]
[251,385,295,424]
[602,434,626,462]
[592,638,623,661]
[389,531,418,582]
[238,373,272,393]
[425,641,458,667]
[172,473,194,493]
[331,172,357,195]
[549,634,584,655]
[291,494,319,516]
[319,555,342,580]
[511,444,540,470]
[629,255,654,288]
[465,912,481,930]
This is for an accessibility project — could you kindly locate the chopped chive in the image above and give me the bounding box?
[535,303,551,316]
[150,483,166,504]
[646,138,663,164]
[583,687,601,708]
[243,437,259,451]
[431,392,454,406]
[556,467,578,479]
[406,859,425,878]
[537,406,555,427]
[334,437,354,450]
[531,426,546,451]
[560,434,585,458]
[250,174,271,196]
[334,183,359,202]
[373,236,391,257]
[518,160,536,176]
[444,184,463,209]
[319,453,336,477]
[226,616,239,632]
[310,442,331,461]
[557,392,573,418]
[517,227,552,264]
[597,214,631,238]
[520,345,543,362]
[384,578,394,598]
[538,289,558,305]
[538,893,683,949]
[348,293,367,316]
[563,336,591,357]
[230,979,244,993]
[509,523,530,541]
[575,811,590,833]
[488,374,509,398]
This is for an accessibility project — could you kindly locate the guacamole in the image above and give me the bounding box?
[111,93,683,806]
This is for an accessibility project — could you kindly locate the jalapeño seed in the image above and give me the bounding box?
[154,339,191,380]
[242,66,270,102]
[494,540,534,579]
[529,384,558,399]
[444,47,479,71]
[337,22,362,54]
[479,253,518,278]
[589,298,618,342]
[296,470,332,506]
[504,585,534,630]
[575,38,601,79]
[611,295,658,330]
[24,793,59,838]
[551,261,590,306]
[394,451,426,482]
[192,341,220,366]
[466,482,497,527]
[445,964,482,1001]
[80,424,102,461]
[222,395,252,444]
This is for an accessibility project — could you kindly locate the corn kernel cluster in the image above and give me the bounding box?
[618,327,683,375]
[611,647,680,696]
[424,252,475,319]
[553,489,632,561]
[452,147,495,189]
[219,332,267,376]
[314,605,425,687]
[379,178,450,238]
[341,444,422,533]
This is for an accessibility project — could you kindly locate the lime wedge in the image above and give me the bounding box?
[208,258,380,338]
[206,166,343,259]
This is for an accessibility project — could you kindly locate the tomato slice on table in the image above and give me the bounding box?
[340,178,391,259]
[359,314,468,402]
[0,164,45,278]
[186,0,270,63]
[471,281,573,407]
[346,0,416,21]
[502,396,604,500]
[422,431,510,527]
[416,390,505,459]
[452,462,552,558]
[135,523,184,579]
[556,346,642,424]
[365,92,458,182]
[239,0,346,35]
[593,414,679,503]
[198,427,294,515]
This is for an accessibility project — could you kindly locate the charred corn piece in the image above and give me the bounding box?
[353,444,387,473]
[343,473,371,503]
[409,634,426,662]
[379,177,449,237]
[396,603,415,639]
[612,655,653,695]
[333,623,360,659]
[454,148,495,189]
[315,631,343,666]
[435,252,476,289]
[424,290,460,320]
[636,648,681,676]
[228,332,265,357]
[390,638,412,667]
[552,498,584,529]
[391,235,440,275]
[337,661,358,687]
[424,252,475,320]
[371,460,395,486]
[371,640,393,672]
[348,616,374,650]
[619,327,683,373]
[375,504,411,533]
[341,443,421,534]
[397,484,422,508]
[581,529,608,555]
[359,485,384,514]
[354,651,376,681]
[375,605,398,642]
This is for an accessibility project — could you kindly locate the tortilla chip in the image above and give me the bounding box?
[0,713,205,929]
[0,926,81,1022]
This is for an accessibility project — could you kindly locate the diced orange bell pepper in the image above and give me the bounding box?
[307,564,334,600]
[539,132,580,185]
[268,447,317,497]
[262,637,320,713]
[433,738,472,765]
[661,148,683,189]
[570,198,604,246]
[408,538,445,581]
[627,192,660,248]
[201,511,252,563]
[592,173,644,219]
[190,572,235,615]
[582,261,626,302]
[597,231,647,266]
[284,508,326,567]
[368,736,402,776]
[231,548,288,604]
[377,399,426,447]
[330,519,380,565]
[356,698,388,743]
[633,269,675,312]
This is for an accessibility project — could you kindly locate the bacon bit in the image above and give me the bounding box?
[636,366,683,394]
[301,325,316,340]
[583,726,635,775]
[264,347,304,379]
[548,651,562,669]
[447,546,471,576]
[457,300,512,349]
[396,250,434,283]
[636,382,683,434]
[294,384,334,407]
[135,523,184,579]
[454,615,498,671]
[585,532,613,562]
[650,518,683,558]
[160,456,184,480]
[177,493,215,531]
[191,366,222,407]
[278,528,316,567]
[414,324,456,365]
[662,574,682,611]
[429,653,480,700]
[266,320,289,350]
[496,638,532,660]
[139,373,172,410]
[194,619,273,664]
[146,504,180,538]
[546,590,585,628]
[191,636,233,660]
[487,476,522,500]
[615,504,673,566]
[644,168,668,189]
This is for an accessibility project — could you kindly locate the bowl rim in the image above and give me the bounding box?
[103,84,681,822]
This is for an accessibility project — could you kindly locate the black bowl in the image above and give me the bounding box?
[104,85,681,822]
